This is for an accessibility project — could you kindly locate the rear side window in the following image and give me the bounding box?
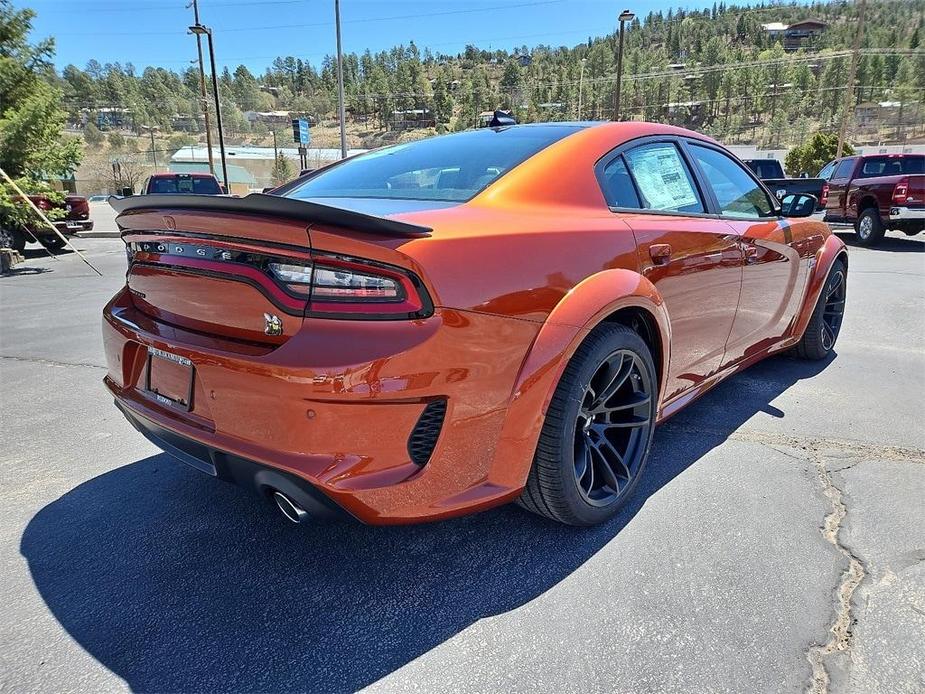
[689,144,774,219]
[859,156,924,177]
[833,159,856,179]
[622,143,704,214]
[600,156,641,209]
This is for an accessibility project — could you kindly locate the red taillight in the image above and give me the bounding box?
[820,183,829,207]
[304,255,430,319]
[892,177,909,206]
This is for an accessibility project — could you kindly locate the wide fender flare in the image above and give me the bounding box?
[487,268,670,490]
[792,233,848,341]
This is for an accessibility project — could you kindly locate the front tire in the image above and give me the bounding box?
[792,259,847,360]
[518,324,657,526]
[854,208,885,247]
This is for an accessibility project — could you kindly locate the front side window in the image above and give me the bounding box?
[622,143,704,214]
[818,161,836,179]
[833,159,856,179]
[284,125,582,203]
[689,144,774,219]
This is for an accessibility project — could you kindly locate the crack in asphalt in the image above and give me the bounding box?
[0,354,107,371]
[661,425,925,464]
[805,449,867,694]
[662,424,925,693]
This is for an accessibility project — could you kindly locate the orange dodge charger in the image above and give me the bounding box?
[104,121,847,526]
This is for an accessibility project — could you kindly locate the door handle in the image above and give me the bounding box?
[649,244,672,265]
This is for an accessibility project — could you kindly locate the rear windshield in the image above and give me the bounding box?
[148,175,221,194]
[285,126,583,203]
[859,156,924,177]
[744,160,784,179]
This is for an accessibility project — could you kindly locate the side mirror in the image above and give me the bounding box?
[120,186,134,197]
[780,193,818,218]
[220,184,228,194]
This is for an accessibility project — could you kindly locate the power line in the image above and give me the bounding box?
[52,0,566,35]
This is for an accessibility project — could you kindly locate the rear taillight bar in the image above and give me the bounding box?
[819,183,829,208]
[126,240,433,320]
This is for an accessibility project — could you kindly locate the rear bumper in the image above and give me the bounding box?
[103,286,541,524]
[889,207,925,221]
[116,399,350,520]
[52,220,93,235]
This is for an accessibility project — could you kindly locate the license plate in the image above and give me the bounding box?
[145,347,194,411]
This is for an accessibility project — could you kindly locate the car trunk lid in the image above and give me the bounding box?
[112,194,433,345]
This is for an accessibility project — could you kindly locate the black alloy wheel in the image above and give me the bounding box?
[573,349,653,507]
[820,266,846,352]
[519,323,658,526]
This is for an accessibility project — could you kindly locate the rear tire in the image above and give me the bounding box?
[518,324,657,526]
[854,208,885,247]
[792,259,847,360]
[0,227,26,252]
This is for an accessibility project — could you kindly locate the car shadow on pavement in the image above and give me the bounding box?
[833,231,924,252]
[20,353,832,693]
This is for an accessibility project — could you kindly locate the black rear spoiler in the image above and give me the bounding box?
[108,193,432,238]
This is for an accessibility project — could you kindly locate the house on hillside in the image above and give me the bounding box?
[243,111,293,126]
[389,109,436,131]
[762,19,827,51]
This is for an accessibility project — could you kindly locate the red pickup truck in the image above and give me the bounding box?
[0,194,92,252]
[818,154,924,246]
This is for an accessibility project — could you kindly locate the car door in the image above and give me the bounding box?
[602,139,744,403]
[683,141,807,367]
[826,157,858,220]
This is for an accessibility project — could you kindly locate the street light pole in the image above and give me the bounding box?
[189,0,216,177]
[577,58,587,120]
[613,9,634,121]
[334,0,348,159]
[190,24,229,191]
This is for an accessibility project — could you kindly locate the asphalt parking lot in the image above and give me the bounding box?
[1,229,923,693]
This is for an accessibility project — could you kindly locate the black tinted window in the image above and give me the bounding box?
[860,156,924,177]
[600,156,641,208]
[690,144,774,219]
[285,126,582,202]
[818,161,836,179]
[623,143,704,214]
[833,159,856,179]
[149,176,221,195]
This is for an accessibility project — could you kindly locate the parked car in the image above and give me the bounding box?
[817,153,924,246]
[0,193,92,252]
[105,122,846,527]
[741,158,826,209]
[140,172,225,196]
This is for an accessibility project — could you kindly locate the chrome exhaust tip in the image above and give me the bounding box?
[272,490,310,524]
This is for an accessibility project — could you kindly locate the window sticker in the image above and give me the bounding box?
[626,145,700,211]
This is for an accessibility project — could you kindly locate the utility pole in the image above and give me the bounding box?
[613,9,634,120]
[577,58,587,120]
[836,0,866,158]
[190,24,229,190]
[334,0,348,158]
[148,127,158,169]
[189,0,216,176]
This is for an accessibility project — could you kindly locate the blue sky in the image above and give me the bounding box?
[19,0,716,73]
